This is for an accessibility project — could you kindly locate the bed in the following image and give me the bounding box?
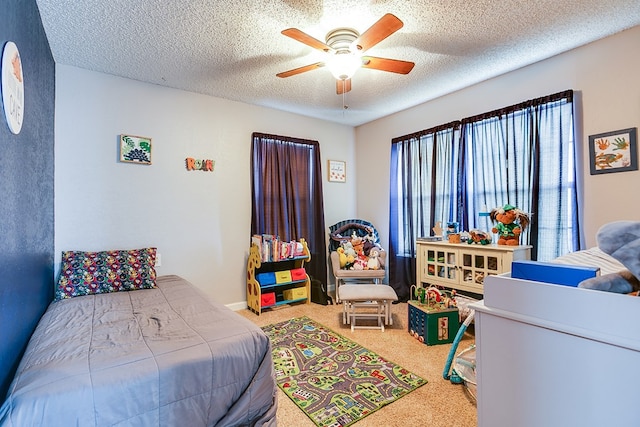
[551,245,627,275]
[0,274,277,426]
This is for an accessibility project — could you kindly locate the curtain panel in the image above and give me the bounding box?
[388,122,461,301]
[251,132,327,288]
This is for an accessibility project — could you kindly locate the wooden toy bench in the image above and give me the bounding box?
[338,284,398,331]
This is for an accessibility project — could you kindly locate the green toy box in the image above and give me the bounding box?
[408,300,460,345]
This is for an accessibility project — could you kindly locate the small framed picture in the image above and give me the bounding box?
[328,160,346,182]
[588,127,637,175]
[119,134,152,165]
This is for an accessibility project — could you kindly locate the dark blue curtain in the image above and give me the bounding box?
[389,90,578,300]
[251,133,327,288]
[388,122,461,301]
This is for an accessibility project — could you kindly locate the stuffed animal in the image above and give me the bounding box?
[490,204,530,246]
[337,247,347,268]
[342,241,356,259]
[467,229,492,245]
[578,220,640,293]
[352,257,366,270]
[366,249,381,270]
[345,253,355,269]
[362,234,377,256]
[340,241,357,269]
[350,233,365,255]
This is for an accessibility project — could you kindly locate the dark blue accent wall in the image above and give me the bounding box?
[0,0,55,401]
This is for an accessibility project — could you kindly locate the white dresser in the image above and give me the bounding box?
[415,240,531,294]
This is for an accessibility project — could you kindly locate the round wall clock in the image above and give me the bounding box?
[1,41,24,134]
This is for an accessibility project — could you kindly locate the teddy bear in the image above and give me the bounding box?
[578,220,640,294]
[490,204,530,246]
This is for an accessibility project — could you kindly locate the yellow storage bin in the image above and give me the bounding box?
[275,270,292,284]
[283,287,307,301]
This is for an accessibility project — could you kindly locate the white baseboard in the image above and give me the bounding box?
[226,301,248,311]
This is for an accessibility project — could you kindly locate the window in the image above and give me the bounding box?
[390,124,461,256]
[388,90,579,300]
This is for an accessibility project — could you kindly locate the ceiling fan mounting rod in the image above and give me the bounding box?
[325,28,359,52]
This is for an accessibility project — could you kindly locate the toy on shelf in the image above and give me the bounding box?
[432,221,443,237]
[490,204,530,246]
[467,229,492,245]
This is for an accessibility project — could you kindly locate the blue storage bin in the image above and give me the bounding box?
[256,272,276,286]
[511,260,599,287]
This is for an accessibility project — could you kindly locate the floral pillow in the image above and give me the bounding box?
[55,247,157,300]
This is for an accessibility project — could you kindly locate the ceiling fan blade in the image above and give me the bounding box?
[336,78,352,94]
[354,13,403,52]
[281,28,333,52]
[276,62,324,78]
[361,56,415,74]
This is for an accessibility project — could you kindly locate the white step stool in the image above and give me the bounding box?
[338,284,398,331]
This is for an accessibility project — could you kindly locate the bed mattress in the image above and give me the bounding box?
[0,275,277,426]
[551,246,626,275]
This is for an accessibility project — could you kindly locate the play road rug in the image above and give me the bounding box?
[261,316,426,427]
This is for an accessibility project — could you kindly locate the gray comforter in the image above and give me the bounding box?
[0,275,277,426]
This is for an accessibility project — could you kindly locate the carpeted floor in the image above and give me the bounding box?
[238,300,477,426]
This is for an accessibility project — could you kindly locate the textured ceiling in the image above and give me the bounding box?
[36,0,640,126]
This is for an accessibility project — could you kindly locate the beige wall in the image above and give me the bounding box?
[54,66,356,306]
[356,25,640,251]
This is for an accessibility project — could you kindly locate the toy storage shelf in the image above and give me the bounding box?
[246,240,311,315]
[415,240,531,294]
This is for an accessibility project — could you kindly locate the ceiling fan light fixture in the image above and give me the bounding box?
[327,51,361,80]
[277,14,411,94]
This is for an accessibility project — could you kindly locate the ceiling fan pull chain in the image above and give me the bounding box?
[342,81,348,112]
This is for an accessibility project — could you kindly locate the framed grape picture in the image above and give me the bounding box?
[119,134,152,165]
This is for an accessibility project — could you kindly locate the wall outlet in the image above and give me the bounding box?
[155,253,162,267]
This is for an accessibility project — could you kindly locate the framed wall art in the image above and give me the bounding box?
[588,127,637,175]
[119,134,152,165]
[2,41,24,135]
[328,160,346,182]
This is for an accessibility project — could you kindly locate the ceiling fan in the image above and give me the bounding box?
[276,13,415,95]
